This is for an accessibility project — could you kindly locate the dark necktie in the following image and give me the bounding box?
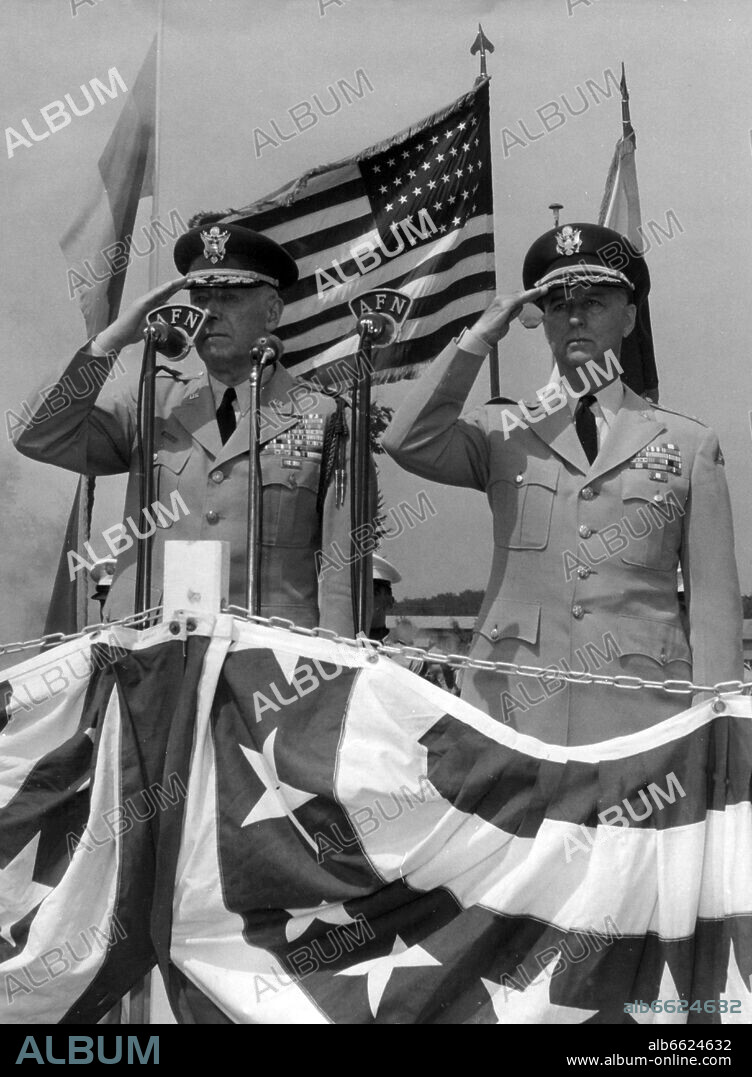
[575,394,598,464]
[216,387,237,445]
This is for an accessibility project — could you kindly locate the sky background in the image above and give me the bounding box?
[1,0,750,649]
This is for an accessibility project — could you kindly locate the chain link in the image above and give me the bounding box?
[224,606,749,698]
[0,607,162,658]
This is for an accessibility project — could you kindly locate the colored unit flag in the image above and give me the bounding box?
[227,79,495,387]
[1,614,750,1024]
[598,64,658,399]
[60,36,156,335]
[51,37,156,634]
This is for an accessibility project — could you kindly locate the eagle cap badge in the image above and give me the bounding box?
[555,226,582,257]
[201,226,231,264]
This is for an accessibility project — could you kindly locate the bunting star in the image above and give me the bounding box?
[0,833,53,947]
[482,952,597,1024]
[284,901,355,943]
[721,944,752,1023]
[239,730,317,851]
[632,962,687,1025]
[337,935,441,1017]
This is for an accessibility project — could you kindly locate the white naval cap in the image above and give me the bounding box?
[373,555,401,584]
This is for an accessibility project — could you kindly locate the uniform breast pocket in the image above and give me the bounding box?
[620,471,688,570]
[153,445,191,525]
[260,455,321,547]
[488,459,558,550]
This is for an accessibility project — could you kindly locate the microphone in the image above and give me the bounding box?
[145,321,191,360]
[356,313,388,341]
[144,304,208,361]
[250,335,283,365]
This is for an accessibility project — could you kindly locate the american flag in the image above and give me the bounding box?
[1,614,751,1024]
[225,79,494,387]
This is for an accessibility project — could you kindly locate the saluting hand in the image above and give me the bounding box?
[93,276,190,354]
[471,284,550,348]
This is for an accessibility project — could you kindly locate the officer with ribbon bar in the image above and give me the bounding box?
[383,222,743,745]
[14,213,369,635]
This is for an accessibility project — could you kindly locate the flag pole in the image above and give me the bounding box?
[620,62,634,141]
[149,0,165,290]
[470,24,500,398]
[124,1,165,1029]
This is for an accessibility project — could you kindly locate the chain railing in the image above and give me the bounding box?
[224,606,750,699]
[0,607,162,658]
[0,604,748,699]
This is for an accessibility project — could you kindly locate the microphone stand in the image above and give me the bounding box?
[246,345,273,615]
[134,326,160,621]
[350,319,379,635]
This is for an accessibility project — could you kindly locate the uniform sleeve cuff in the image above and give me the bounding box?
[85,336,123,358]
[456,327,491,358]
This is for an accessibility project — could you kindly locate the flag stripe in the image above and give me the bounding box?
[227,79,495,386]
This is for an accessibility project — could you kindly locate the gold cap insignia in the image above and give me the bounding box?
[555,226,582,257]
[201,226,231,264]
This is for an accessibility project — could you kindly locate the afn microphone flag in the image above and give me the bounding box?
[227,79,495,387]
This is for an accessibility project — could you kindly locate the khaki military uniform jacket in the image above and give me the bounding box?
[382,341,743,746]
[14,346,369,635]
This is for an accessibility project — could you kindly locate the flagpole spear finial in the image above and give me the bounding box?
[620,61,634,139]
[470,22,495,83]
[549,203,563,228]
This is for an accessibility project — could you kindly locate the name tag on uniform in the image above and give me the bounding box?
[281,458,302,469]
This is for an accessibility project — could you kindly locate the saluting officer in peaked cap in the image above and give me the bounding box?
[522,222,650,307]
[383,218,742,745]
[174,221,299,291]
[13,208,370,638]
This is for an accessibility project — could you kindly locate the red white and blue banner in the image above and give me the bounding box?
[0,615,750,1024]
